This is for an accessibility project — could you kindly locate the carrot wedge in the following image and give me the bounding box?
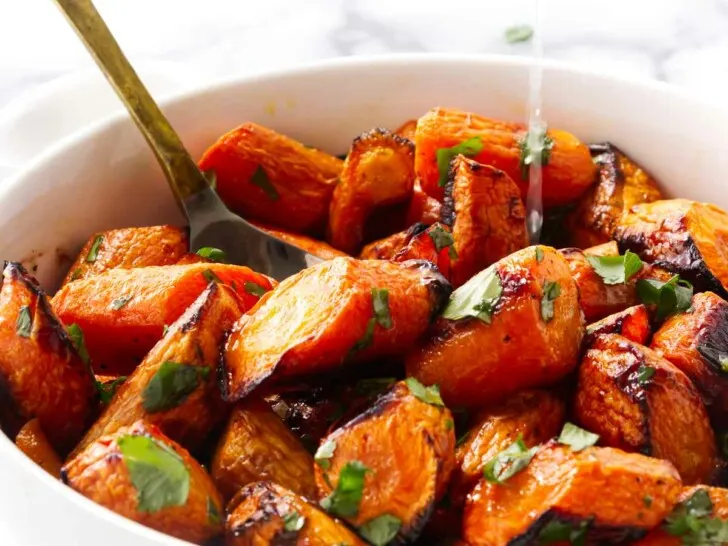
[314,380,455,543]
[393,119,417,140]
[221,257,451,401]
[463,444,681,546]
[249,220,348,260]
[15,418,62,478]
[52,263,273,375]
[414,107,596,205]
[62,225,188,286]
[72,282,242,456]
[198,122,342,234]
[585,304,651,345]
[226,481,366,546]
[0,262,96,452]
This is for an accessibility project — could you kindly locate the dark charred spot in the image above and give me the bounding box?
[400,260,453,319]
[611,340,653,455]
[180,282,219,333]
[351,127,415,156]
[585,316,626,346]
[697,301,728,383]
[405,222,430,240]
[497,263,534,305]
[440,163,457,229]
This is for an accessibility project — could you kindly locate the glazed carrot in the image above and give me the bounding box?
[575,334,717,484]
[314,380,455,543]
[211,397,316,502]
[327,129,415,254]
[62,225,188,286]
[175,253,211,265]
[406,246,584,406]
[585,304,651,346]
[63,420,223,544]
[72,283,242,456]
[393,119,417,140]
[249,220,348,260]
[406,178,442,226]
[15,418,62,478]
[52,263,273,375]
[226,482,366,546]
[222,257,451,401]
[359,227,416,260]
[451,390,564,504]
[568,143,662,248]
[442,156,528,287]
[414,107,596,205]
[463,444,681,546]
[198,122,342,234]
[651,291,728,425]
[0,262,96,452]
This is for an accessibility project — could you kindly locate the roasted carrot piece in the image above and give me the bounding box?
[406,178,442,226]
[414,107,596,205]
[175,253,211,265]
[211,397,315,503]
[62,420,223,544]
[463,444,681,546]
[567,143,662,248]
[327,128,415,254]
[406,245,584,406]
[52,263,273,375]
[222,257,451,401]
[585,304,651,346]
[451,390,565,504]
[15,418,62,478]
[442,156,528,287]
[72,283,241,456]
[359,227,418,260]
[314,380,455,543]
[575,334,717,484]
[634,485,728,546]
[226,481,366,546]
[651,291,728,426]
[249,220,348,260]
[614,199,728,297]
[198,122,341,234]
[393,119,417,140]
[0,262,96,452]
[62,225,188,286]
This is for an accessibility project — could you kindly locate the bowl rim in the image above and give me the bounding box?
[1,52,727,544]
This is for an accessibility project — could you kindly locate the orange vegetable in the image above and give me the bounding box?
[414,107,596,205]
[72,282,241,456]
[211,397,315,502]
[15,418,62,478]
[250,220,347,260]
[314,380,455,543]
[393,119,417,140]
[359,228,416,260]
[406,178,442,226]
[62,225,188,286]
[175,253,211,265]
[585,304,651,346]
[222,257,451,401]
[52,263,273,375]
[62,420,223,544]
[226,481,366,546]
[442,156,528,287]
[0,262,96,452]
[327,128,415,254]
[463,444,681,546]
[406,245,584,406]
[198,122,342,234]
[575,334,717,484]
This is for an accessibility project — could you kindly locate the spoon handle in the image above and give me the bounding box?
[53,0,208,211]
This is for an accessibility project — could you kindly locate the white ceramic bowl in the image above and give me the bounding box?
[1,54,727,545]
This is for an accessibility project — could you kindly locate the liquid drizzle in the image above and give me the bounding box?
[525,0,544,244]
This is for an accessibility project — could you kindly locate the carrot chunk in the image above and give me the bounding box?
[15,418,62,478]
[585,304,651,346]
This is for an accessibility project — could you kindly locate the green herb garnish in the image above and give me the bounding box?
[195,247,226,262]
[557,422,599,452]
[16,306,32,338]
[142,361,210,413]
[67,323,90,364]
[207,497,221,525]
[405,377,445,407]
[320,460,370,518]
[315,439,337,470]
[110,296,132,310]
[442,265,502,323]
[371,288,392,329]
[483,435,538,484]
[244,281,267,297]
[637,275,693,321]
[535,247,544,263]
[251,165,279,200]
[85,235,103,263]
[539,517,592,546]
[664,489,728,544]
[283,511,305,532]
[540,281,561,322]
[201,269,222,285]
[428,225,457,259]
[586,251,643,285]
[98,376,127,405]
[518,125,554,180]
[505,24,534,44]
[359,514,402,546]
[644,496,653,508]
[436,137,484,187]
[637,364,655,385]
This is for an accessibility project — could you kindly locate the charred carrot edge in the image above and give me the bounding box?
[393,119,417,140]
[359,225,423,260]
[406,178,442,226]
[585,305,651,346]
[15,418,62,478]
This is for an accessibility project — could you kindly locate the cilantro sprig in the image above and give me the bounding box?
[436,137,484,187]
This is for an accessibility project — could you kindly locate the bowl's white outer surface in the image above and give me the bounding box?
[0,54,727,545]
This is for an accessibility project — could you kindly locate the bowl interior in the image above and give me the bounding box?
[0,54,727,545]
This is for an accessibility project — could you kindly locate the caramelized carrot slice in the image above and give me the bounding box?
[463,444,681,546]
[651,291,728,426]
[327,128,415,254]
[406,245,584,406]
[62,225,188,286]
[359,227,418,260]
[393,119,417,140]
[249,220,348,260]
[15,418,62,478]
[52,263,273,375]
[0,262,96,452]
[575,334,717,484]
[451,390,564,504]
[226,481,366,546]
[442,156,528,287]
[585,304,651,346]
[72,283,242,456]
[63,420,223,544]
[222,257,451,401]
[211,397,315,502]
[314,380,455,543]
[406,178,442,226]
[414,107,596,205]
[198,122,341,234]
